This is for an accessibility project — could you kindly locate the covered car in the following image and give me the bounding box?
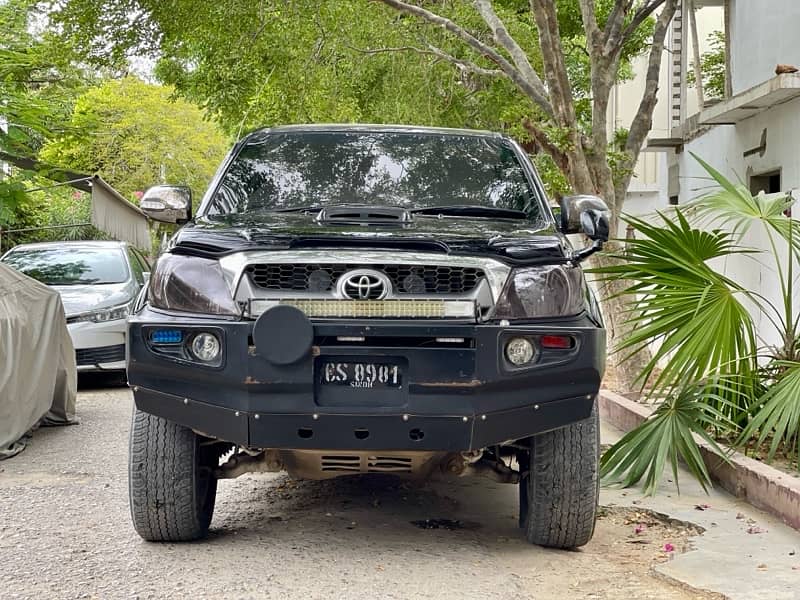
[0,262,77,459]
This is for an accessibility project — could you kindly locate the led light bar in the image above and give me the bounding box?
[250,299,477,319]
[151,329,183,344]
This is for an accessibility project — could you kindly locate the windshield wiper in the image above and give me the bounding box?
[270,205,325,213]
[412,205,527,220]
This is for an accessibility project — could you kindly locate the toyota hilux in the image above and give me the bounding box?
[127,124,609,549]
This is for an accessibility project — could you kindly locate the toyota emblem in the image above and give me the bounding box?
[337,269,391,300]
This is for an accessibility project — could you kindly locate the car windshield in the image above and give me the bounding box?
[2,247,129,285]
[204,131,543,221]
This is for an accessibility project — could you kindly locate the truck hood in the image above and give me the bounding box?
[170,212,572,264]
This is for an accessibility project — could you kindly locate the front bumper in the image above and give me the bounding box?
[68,320,127,371]
[127,307,605,451]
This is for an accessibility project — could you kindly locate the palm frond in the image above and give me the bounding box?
[601,383,736,495]
[689,153,800,256]
[589,210,758,395]
[739,361,800,464]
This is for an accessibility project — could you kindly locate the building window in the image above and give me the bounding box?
[749,170,781,195]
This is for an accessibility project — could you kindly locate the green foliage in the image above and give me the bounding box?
[0,0,91,156]
[39,77,230,200]
[740,362,800,463]
[592,211,757,396]
[594,156,800,492]
[601,384,736,494]
[49,0,656,193]
[687,30,726,100]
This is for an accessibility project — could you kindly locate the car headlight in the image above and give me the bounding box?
[70,302,132,324]
[149,254,238,315]
[494,264,585,319]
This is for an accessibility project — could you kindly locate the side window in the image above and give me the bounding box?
[127,248,144,285]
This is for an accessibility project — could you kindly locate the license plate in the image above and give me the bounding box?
[320,361,402,389]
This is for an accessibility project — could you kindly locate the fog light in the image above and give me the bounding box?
[505,337,534,366]
[191,332,221,362]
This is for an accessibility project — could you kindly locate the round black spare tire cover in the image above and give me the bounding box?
[253,305,313,365]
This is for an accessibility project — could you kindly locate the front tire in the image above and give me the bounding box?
[518,400,599,549]
[128,409,218,541]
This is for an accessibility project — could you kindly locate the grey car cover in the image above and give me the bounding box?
[0,262,77,459]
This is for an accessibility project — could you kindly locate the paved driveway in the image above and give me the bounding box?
[0,379,796,599]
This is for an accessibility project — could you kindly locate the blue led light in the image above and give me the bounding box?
[151,329,182,344]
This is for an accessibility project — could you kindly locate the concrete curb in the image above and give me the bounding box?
[599,389,800,532]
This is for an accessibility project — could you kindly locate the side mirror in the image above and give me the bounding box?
[558,195,610,242]
[140,185,192,224]
[142,271,151,286]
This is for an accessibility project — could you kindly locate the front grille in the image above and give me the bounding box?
[75,344,125,366]
[245,263,484,294]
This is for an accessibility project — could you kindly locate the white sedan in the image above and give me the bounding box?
[1,240,150,372]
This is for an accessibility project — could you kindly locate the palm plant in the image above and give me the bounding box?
[594,154,800,493]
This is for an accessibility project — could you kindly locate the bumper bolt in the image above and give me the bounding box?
[534,404,540,410]
[235,411,240,417]
[312,414,319,420]
[462,416,468,423]
[132,386,139,392]
[183,398,189,405]
[254,414,260,420]
[402,414,409,422]
[481,415,486,421]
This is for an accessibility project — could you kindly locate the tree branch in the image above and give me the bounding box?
[620,0,668,46]
[521,118,570,173]
[604,0,636,54]
[576,0,602,50]
[473,1,548,95]
[376,0,554,118]
[425,44,505,77]
[345,43,503,77]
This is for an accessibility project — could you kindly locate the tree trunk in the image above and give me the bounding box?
[589,248,651,394]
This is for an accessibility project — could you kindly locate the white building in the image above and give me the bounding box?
[619,0,800,347]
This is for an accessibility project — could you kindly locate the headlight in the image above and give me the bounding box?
[149,254,238,315]
[70,302,132,324]
[494,264,585,319]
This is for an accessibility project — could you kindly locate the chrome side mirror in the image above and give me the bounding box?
[558,194,610,242]
[140,185,192,224]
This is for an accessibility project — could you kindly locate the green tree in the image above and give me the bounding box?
[39,77,230,200]
[687,30,726,100]
[0,0,91,228]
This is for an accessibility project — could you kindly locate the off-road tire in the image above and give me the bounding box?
[128,409,218,541]
[518,399,599,549]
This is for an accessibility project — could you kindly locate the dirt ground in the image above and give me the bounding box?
[0,379,717,600]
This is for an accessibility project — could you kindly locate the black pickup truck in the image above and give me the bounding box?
[128,124,608,549]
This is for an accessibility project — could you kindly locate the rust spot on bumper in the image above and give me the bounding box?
[244,376,264,385]
[417,379,483,389]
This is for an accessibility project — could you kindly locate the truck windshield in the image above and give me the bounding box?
[204,131,543,221]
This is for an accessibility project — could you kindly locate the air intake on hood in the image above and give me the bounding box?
[316,205,412,225]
